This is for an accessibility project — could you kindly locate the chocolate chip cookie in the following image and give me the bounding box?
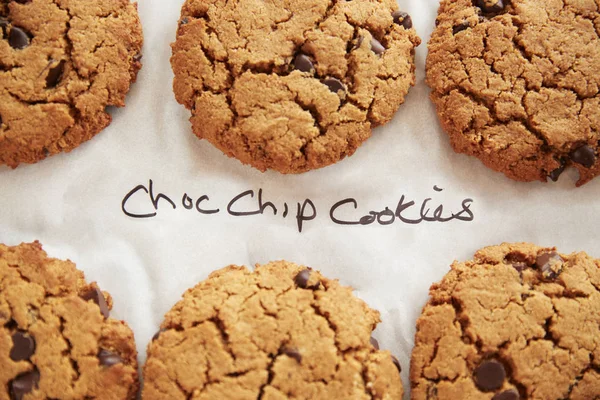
[410,243,600,399]
[143,261,403,399]
[427,0,600,186]
[0,0,143,168]
[171,0,420,173]
[0,242,139,399]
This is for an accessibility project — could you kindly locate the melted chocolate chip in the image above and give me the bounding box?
[392,11,412,29]
[535,251,563,280]
[370,38,385,55]
[322,78,347,99]
[8,26,30,50]
[293,54,314,74]
[549,159,567,182]
[475,0,508,14]
[453,22,470,35]
[370,336,379,349]
[504,252,529,272]
[98,349,122,367]
[45,60,66,88]
[10,331,36,361]
[474,359,506,391]
[569,144,596,168]
[391,355,402,373]
[493,389,520,400]
[181,17,189,25]
[133,53,143,62]
[81,286,109,319]
[294,269,319,289]
[282,347,302,363]
[10,369,40,400]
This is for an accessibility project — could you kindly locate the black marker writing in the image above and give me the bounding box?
[121,180,475,232]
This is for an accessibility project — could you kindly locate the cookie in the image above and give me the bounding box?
[0,242,139,399]
[143,261,403,399]
[427,0,600,186]
[410,243,600,399]
[171,0,420,173]
[0,0,143,168]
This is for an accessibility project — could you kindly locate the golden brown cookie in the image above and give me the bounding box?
[0,242,139,400]
[410,243,600,399]
[171,0,420,173]
[143,262,403,399]
[0,0,143,168]
[427,0,600,186]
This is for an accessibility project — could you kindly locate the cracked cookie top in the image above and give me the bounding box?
[142,261,403,399]
[0,0,143,168]
[171,0,420,173]
[0,242,139,400]
[410,243,600,400]
[427,0,600,186]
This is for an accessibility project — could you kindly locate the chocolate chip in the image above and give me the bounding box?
[98,349,122,367]
[282,347,302,363]
[10,369,40,400]
[293,54,314,74]
[453,22,470,35]
[474,359,506,391]
[133,53,143,62]
[8,26,30,50]
[504,252,529,272]
[180,17,189,25]
[45,60,65,88]
[323,78,346,100]
[370,336,379,349]
[391,355,402,373]
[10,331,35,361]
[536,251,563,280]
[569,144,596,168]
[549,159,566,182]
[493,389,520,400]
[81,286,109,319]
[370,38,385,55]
[294,269,319,289]
[152,329,166,341]
[392,11,412,29]
[475,0,508,14]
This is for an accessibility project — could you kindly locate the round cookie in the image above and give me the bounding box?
[427,0,600,186]
[143,261,403,399]
[410,243,600,399]
[0,0,143,168]
[0,242,139,399]
[171,0,420,173]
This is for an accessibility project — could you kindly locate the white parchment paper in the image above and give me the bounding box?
[1,1,599,397]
